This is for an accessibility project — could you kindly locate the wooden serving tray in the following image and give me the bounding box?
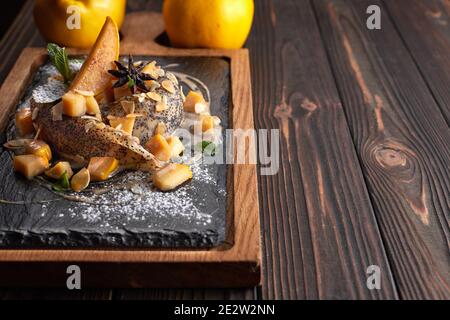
[0,12,260,288]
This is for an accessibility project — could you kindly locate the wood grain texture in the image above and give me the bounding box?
[0,288,111,300]
[0,12,261,289]
[384,0,450,125]
[114,288,257,300]
[312,0,450,299]
[246,0,397,299]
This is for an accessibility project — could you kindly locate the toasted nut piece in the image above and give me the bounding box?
[155,100,168,112]
[154,122,166,135]
[145,80,161,91]
[120,100,135,114]
[161,80,175,94]
[15,108,34,136]
[62,91,86,117]
[200,115,214,132]
[70,168,90,192]
[85,95,101,115]
[183,91,206,113]
[87,157,119,181]
[146,91,161,102]
[13,154,49,179]
[45,161,73,179]
[166,72,178,85]
[108,115,136,135]
[25,140,52,161]
[167,136,185,157]
[142,61,160,79]
[153,163,192,191]
[145,134,172,162]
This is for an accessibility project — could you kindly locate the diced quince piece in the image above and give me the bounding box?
[200,115,214,132]
[15,108,34,136]
[87,157,119,181]
[45,161,73,179]
[25,140,52,161]
[153,163,192,191]
[109,116,136,135]
[145,134,172,162]
[13,154,49,179]
[70,168,90,192]
[166,136,185,157]
[85,95,101,115]
[69,17,120,95]
[62,91,86,117]
[184,91,207,113]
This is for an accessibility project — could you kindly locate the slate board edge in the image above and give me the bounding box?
[0,228,222,248]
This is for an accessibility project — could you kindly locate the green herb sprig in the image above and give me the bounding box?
[198,141,216,156]
[47,43,73,84]
[52,171,70,192]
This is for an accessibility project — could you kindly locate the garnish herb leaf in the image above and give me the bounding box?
[47,43,73,84]
[52,171,70,192]
[198,141,216,156]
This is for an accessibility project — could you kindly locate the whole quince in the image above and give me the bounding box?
[34,0,126,48]
[163,0,254,49]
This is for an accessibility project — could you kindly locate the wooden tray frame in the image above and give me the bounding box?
[0,12,260,288]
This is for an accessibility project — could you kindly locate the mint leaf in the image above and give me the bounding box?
[52,171,70,192]
[198,141,216,156]
[47,43,73,84]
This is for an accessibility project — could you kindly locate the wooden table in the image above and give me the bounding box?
[0,0,449,300]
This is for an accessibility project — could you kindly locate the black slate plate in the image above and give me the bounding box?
[0,56,230,248]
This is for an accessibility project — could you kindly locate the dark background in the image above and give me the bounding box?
[1,1,26,37]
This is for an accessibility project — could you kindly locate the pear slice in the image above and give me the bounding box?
[69,17,120,95]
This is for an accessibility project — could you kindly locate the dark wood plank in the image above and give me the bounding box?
[312,0,450,299]
[114,288,257,300]
[384,0,450,125]
[0,289,111,300]
[246,0,397,299]
[0,0,45,84]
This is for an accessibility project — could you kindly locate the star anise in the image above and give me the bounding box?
[108,55,153,94]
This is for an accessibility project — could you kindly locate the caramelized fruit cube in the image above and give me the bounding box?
[200,115,214,132]
[62,91,86,117]
[183,91,207,113]
[153,163,192,191]
[85,95,101,115]
[15,108,34,136]
[166,136,185,157]
[87,157,119,181]
[70,168,90,192]
[45,161,73,179]
[25,140,52,161]
[109,116,136,135]
[13,154,49,179]
[145,134,172,162]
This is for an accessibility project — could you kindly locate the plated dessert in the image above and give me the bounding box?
[4,17,221,194]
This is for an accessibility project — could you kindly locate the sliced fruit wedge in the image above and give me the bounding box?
[69,17,120,95]
[71,168,90,192]
[87,157,119,181]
